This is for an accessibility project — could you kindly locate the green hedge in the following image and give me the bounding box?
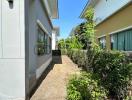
[92,51,132,99]
[61,49,67,55]
[66,49,132,99]
[67,72,107,100]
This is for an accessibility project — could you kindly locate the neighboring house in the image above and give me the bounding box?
[0,0,58,100]
[52,27,60,50]
[69,27,76,37]
[80,0,132,51]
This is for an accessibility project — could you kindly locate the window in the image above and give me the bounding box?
[49,37,52,53]
[37,26,52,56]
[98,37,106,49]
[44,34,48,54]
[37,27,45,56]
[111,29,132,51]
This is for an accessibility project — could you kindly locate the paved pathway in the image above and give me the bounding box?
[31,55,80,100]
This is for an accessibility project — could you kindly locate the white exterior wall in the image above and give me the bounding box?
[0,0,54,99]
[94,0,131,24]
[0,0,2,57]
[52,32,56,50]
[0,0,26,100]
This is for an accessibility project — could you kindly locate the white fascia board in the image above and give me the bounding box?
[109,26,132,35]
[97,35,106,39]
[80,0,99,18]
[48,0,59,19]
[43,0,59,19]
[43,0,52,18]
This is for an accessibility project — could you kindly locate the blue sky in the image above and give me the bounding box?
[53,0,88,39]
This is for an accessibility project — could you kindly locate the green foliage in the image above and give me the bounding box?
[58,37,83,50]
[61,49,67,55]
[84,7,95,44]
[70,7,96,50]
[74,23,88,49]
[92,51,132,99]
[77,50,87,69]
[125,96,132,100]
[58,39,66,50]
[84,7,94,22]
[66,49,132,99]
[68,36,83,49]
[64,5,132,100]
[67,72,107,100]
[66,49,87,69]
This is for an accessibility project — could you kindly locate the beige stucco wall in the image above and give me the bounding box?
[95,4,132,50]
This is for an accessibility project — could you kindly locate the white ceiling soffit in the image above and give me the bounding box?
[47,0,59,19]
[80,0,99,18]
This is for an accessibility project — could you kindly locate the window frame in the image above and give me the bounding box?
[98,36,106,49]
[110,28,132,51]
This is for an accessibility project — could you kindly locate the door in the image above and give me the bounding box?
[2,0,21,58]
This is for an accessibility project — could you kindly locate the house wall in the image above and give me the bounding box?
[36,0,52,36]
[94,0,131,24]
[28,0,38,92]
[0,0,26,100]
[36,0,52,77]
[52,32,56,50]
[0,0,54,99]
[95,4,132,50]
[28,0,52,92]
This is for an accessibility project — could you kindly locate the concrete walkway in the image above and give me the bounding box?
[31,55,80,100]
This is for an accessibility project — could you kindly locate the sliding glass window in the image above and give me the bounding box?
[111,29,132,51]
[98,37,106,49]
[37,27,45,56]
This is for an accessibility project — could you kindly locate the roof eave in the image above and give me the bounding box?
[48,0,59,19]
[80,0,91,18]
[80,0,99,18]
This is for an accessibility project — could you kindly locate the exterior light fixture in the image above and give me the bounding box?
[7,0,13,4]
[7,0,14,9]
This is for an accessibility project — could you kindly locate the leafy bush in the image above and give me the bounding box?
[67,50,87,69]
[67,72,107,100]
[90,51,132,99]
[77,50,87,69]
[61,49,67,55]
[66,49,132,99]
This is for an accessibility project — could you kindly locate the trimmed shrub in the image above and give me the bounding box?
[67,72,107,100]
[67,49,87,69]
[92,51,132,99]
[66,49,132,99]
[77,50,87,69]
[61,49,67,55]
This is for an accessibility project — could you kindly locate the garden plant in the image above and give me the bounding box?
[58,7,132,100]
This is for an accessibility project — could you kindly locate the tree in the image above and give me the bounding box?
[58,39,65,50]
[74,22,88,49]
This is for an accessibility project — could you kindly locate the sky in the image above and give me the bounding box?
[53,0,88,39]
